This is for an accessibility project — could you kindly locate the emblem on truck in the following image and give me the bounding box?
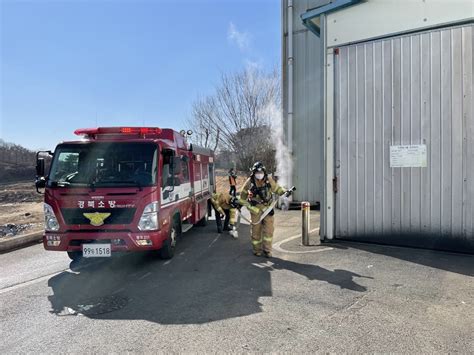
[83,212,111,226]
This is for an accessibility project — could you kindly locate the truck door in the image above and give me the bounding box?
[193,161,202,195]
[208,162,215,193]
[161,149,180,203]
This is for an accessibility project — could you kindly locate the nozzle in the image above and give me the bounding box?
[285,186,296,197]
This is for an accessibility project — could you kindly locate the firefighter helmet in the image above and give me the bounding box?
[251,161,266,174]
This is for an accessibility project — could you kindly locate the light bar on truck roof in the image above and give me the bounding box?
[74,127,163,136]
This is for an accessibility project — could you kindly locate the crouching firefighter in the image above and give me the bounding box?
[210,192,239,238]
[239,162,295,257]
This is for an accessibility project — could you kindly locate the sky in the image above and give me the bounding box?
[0,0,281,150]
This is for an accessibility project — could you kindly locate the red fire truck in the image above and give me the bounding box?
[35,127,215,260]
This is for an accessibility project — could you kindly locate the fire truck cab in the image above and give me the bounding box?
[35,127,215,260]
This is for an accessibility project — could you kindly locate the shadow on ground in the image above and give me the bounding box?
[47,224,368,324]
[269,259,371,292]
[327,240,474,277]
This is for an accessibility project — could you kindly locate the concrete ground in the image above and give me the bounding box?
[0,210,473,353]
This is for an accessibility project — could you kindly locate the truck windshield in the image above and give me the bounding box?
[48,142,158,188]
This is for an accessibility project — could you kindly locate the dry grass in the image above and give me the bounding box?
[215,170,248,195]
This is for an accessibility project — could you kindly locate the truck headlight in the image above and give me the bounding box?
[44,203,60,231]
[138,202,159,231]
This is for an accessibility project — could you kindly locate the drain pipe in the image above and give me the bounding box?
[287,0,294,190]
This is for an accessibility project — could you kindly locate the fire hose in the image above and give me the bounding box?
[234,186,296,226]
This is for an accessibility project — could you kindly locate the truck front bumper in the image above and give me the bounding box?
[43,230,168,252]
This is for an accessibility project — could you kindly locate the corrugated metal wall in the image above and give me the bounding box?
[334,24,474,251]
[282,0,324,204]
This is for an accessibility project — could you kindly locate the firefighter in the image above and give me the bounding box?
[228,168,237,197]
[239,162,287,257]
[210,192,238,238]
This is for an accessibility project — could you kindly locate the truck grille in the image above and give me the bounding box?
[61,208,136,225]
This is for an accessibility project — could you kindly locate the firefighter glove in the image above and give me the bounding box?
[230,196,240,208]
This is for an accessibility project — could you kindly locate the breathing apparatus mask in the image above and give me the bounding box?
[251,161,266,181]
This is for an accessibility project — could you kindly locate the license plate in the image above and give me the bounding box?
[82,244,111,258]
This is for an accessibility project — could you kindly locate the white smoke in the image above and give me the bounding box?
[246,66,293,204]
[260,100,293,193]
[228,22,251,51]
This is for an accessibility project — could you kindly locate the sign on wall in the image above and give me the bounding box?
[390,145,427,168]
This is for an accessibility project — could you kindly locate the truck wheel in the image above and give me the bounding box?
[67,251,82,262]
[196,212,208,227]
[159,222,178,259]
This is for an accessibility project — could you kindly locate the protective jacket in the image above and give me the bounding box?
[210,192,236,225]
[239,175,285,256]
[239,175,285,213]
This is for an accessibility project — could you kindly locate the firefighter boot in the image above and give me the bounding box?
[214,207,223,233]
[229,225,238,239]
[216,216,223,234]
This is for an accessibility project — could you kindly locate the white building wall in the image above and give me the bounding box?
[322,0,474,47]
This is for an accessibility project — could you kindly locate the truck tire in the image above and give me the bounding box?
[159,220,179,259]
[67,251,82,262]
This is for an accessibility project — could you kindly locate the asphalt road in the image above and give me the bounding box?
[1,211,473,353]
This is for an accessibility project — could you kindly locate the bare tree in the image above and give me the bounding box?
[187,96,220,151]
[0,139,40,182]
[190,67,280,171]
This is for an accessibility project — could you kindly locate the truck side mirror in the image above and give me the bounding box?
[35,158,46,194]
[35,177,46,194]
[36,158,45,177]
